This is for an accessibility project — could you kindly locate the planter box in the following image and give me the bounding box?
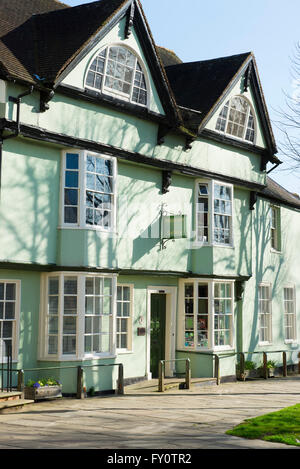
[24,385,62,401]
[237,369,258,381]
[259,368,275,378]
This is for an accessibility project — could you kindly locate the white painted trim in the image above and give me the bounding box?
[0,279,21,362]
[194,178,234,247]
[178,278,235,351]
[214,94,257,146]
[39,272,117,361]
[116,283,134,354]
[146,286,177,379]
[60,149,117,232]
[84,42,150,109]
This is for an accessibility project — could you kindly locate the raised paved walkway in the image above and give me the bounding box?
[0,376,299,449]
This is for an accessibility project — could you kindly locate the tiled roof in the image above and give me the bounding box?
[157,46,182,67]
[164,53,251,118]
[0,0,70,83]
[262,177,300,209]
[0,0,69,30]
[0,0,129,84]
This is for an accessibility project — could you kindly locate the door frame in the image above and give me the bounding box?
[146,286,177,379]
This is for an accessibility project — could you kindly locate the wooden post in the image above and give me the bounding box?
[215,355,220,385]
[76,366,84,399]
[185,359,191,390]
[17,369,24,394]
[117,364,124,395]
[158,361,164,392]
[263,352,268,379]
[239,352,245,380]
[282,352,287,377]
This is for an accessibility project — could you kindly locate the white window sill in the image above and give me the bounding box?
[258,341,272,347]
[192,242,234,249]
[284,339,298,345]
[178,347,235,353]
[57,225,117,235]
[116,350,133,355]
[270,248,282,254]
[39,355,117,361]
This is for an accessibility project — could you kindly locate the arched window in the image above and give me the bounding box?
[215,96,255,143]
[85,45,148,106]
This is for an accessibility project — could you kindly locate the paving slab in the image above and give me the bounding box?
[0,376,299,450]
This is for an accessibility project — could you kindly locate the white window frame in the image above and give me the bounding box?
[0,280,20,362]
[85,43,149,108]
[39,272,117,361]
[178,278,235,352]
[60,149,117,232]
[270,204,281,252]
[215,95,256,144]
[283,285,297,343]
[195,179,234,247]
[116,283,133,353]
[258,283,272,345]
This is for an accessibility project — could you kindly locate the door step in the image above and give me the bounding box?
[125,377,217,393]
[0,391,34,414]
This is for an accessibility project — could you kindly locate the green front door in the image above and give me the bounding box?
[150,294,166,378]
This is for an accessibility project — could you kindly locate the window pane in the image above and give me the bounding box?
[63,336,76,354]
[5,284,15,300]
[65,171,78,188]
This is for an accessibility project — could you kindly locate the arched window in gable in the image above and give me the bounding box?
[85,45,148,106]
[215,96,255,143]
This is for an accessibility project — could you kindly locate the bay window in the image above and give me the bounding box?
[42,273,116,360]
[62,150,116,231]
[196,180,233,245]
[181,279,234,350]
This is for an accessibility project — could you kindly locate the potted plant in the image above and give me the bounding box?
[24,378,62,401]
[259,360,276,378]
[236,360,257,380]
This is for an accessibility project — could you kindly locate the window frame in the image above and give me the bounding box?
[179,278,235,352]
[258,283,272,345]
[270,204,281,252]
[215,95,256,144]
[0,280,20,362]
[195,179,234,247]
[84,43,149,108]
[283,285,297,343]
[40,272,117,361]
[116,283,134,353]
[60,149,117,232]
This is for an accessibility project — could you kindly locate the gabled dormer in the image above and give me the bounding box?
[0,0,181,126]
[164,52,280,170]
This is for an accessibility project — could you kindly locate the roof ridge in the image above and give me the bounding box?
[166,52,252,69]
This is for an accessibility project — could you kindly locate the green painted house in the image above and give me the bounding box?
[0,0,299,393]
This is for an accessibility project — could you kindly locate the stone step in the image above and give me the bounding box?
[0,398,34,414]
[0,391,22,403]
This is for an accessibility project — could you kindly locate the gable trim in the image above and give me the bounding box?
[53,0,132,88]
[198,54,277,158]
[52,0,180,126]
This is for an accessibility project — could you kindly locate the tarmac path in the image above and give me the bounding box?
[0,376,299,450]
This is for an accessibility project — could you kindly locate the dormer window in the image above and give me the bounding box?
[215,96,255,143]
[85,45,148,106]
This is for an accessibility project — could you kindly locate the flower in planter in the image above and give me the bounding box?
[26,378,61,388]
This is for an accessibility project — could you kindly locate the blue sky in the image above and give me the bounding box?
[67,0,300,194]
